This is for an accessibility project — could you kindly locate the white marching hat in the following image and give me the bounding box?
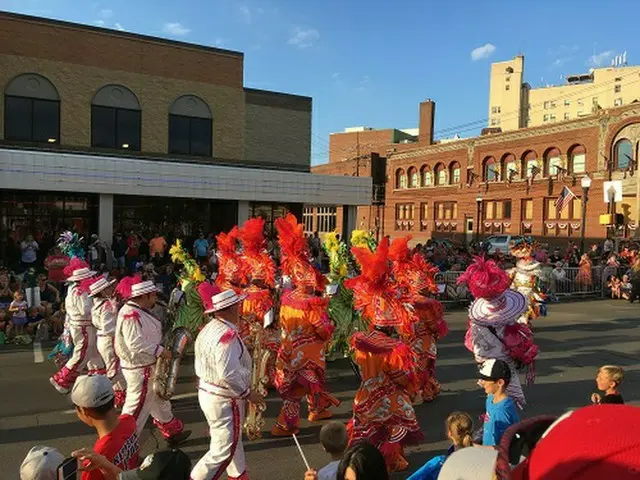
[208,289,246,314]
[469,289,527,325]
[130,280,159,298]
[88,276,116,297]
[67,267,96,282]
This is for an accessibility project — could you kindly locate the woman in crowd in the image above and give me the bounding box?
[576,253,593,290]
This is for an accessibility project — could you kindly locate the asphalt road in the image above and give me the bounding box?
[1,300,639,480]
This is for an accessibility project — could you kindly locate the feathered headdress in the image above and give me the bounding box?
[323,231,349,284]
[456,256,511,299]
[275,213,325,291]
[198,282,222,314]
[510,236,537,258]
[58,231,85,259]
[238,218,276,287]
[389,237,438,297]
[169,239,205,284]
[215,227,248,289]
[350,229,377,251]
[62,257,90,279]
[344,237,410,329]
[116,274,142,301]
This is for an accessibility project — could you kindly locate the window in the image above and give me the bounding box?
[569,145,586,174]
[505,85,510,91]
[449,162,461,184]
[434,163,446,185]
[395,169,407,189]
[615,139,633,170]
[544,197,582,236]
[420,203,428,230]
[408,167,419,188]
[544,101,551,109]
[4,73,60,144]
[395,203,415,230]
[522,199,533,220]
[543,114,550,122]
[420,165,432,187]
[91,85,141,151]
[303,207,314,234]
[483,200,512,220]
[577,99,584,106]
[316,206,337,233]
[491,106,501,114]
[614,98,623,107]
[615,77,622,82]
[550,101,557,108]
[564,113,570,120]
[522,151,539,177]
[435,202,457,220]
[544,148,562,176]
[483,157,499,182]
[502,154,517,181]
[592,97,599,105]
[491,118,498,126]
[549,114,556,122]
[169,95,213,156]
[564,100,571,106]
[577,110,585,117]
[615,84,622,93]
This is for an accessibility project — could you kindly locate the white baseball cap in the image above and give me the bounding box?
[70,375,114,408]
[20,446,65,480]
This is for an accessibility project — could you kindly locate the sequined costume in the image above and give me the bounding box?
[508,237,547,325]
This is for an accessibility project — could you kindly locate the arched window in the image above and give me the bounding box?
[483,156,499,181]
[502,153,517,181]
[568,144,586,174]
[395,168,407,189]
[4,73,60,143]
[91,84,141,151]
[420,165,432,187]
[408,166,419,188]
[544,147,562,176]
[449,161,461,184]
[615,139,633,170]
[169,95,213,156]
[434,163,446,185]
[522,150,539,177]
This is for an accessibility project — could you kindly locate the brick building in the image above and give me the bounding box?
[311,98,640,247]
[0,12,370,255]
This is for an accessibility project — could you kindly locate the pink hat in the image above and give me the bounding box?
[198,282,222,315]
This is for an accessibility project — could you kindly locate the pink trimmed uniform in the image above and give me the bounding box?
[92,298,126,398]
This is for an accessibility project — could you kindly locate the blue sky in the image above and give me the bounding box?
[3,0,640,164]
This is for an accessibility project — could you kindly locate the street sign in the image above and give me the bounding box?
[603,181,623,203]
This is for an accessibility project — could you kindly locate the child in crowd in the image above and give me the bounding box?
[609,275,622,299]
[591,365,624,405]
[26,306,46,339]
[478,359,520,446]
[621,274,632,300]
[71,375,140,479]
[20,445,65,480]
[315,421,348,480]
[407,411,474,480]
[0,308,8,343]
[50,303,65,338]
[9,290,28,336]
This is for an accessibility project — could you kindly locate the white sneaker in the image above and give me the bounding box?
[49,377,70,394]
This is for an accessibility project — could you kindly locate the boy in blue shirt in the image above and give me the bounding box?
[479,359,520,447]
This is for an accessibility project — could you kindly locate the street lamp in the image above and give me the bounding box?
[475,194,483,244]
[579,174,592,254]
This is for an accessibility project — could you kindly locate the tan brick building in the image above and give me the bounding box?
[311,98,640,247]
[0,12,370,258]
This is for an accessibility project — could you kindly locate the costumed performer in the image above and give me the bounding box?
[271,213,339,436]
[114,274,190,443]
[215,227,248,294]
[457,257,539,409]
[389,236,448,403]
[190,283,265,480]
[169,240,207,337]
[345,237,423,472]
[508,236,547,325]
[50,252,106,393]
[88,275,127,408]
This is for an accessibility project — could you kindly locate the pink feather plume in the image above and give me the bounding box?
[198,282,222,312]
[115,274,142,301]
[63,258,90,278]
[456,256,511,299]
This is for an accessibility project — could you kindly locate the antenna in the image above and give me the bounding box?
[623,51,628,65]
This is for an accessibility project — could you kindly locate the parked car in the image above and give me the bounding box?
[483,235,523,254]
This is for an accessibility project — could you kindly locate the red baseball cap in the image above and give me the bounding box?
[511,405,640,480]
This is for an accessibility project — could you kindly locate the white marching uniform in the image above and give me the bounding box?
[191,318,252,480]
[115,301,175,435]
[51,283,104,392]
[92,298,126,392]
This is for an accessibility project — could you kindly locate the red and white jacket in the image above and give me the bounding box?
[65,283,92,325]
[91,298,119,336]
[115,301,164,369]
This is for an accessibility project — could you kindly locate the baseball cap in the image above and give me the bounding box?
[478,359,512,382]
[20,446,65,480]
[119,449,191,480]
[70,375,114,408]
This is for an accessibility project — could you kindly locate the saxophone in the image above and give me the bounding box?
[244,322,271,441]
[153,326,192,401]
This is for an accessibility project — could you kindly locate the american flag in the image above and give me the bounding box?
[555,186,576,215]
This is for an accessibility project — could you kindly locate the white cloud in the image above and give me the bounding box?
[548,44,579,56]
[288,27,319,49]
[587,50,614,67]
[240,5,251,24]
[471,43,496,61]
[114,22,125,31]
[354,75,372,93]
[331,72,340,79]
[213,37,227,47]
[94,19,105,27]
[162,22,191,36]
[100,8,113,18]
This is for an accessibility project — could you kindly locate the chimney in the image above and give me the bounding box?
[419,99,435,144]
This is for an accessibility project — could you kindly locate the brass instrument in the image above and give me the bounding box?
[153,326,192,401]
[244,322,271,441]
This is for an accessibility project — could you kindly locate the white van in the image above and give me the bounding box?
[483,235,522,254]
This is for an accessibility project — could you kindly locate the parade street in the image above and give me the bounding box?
[1,300,638,480]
